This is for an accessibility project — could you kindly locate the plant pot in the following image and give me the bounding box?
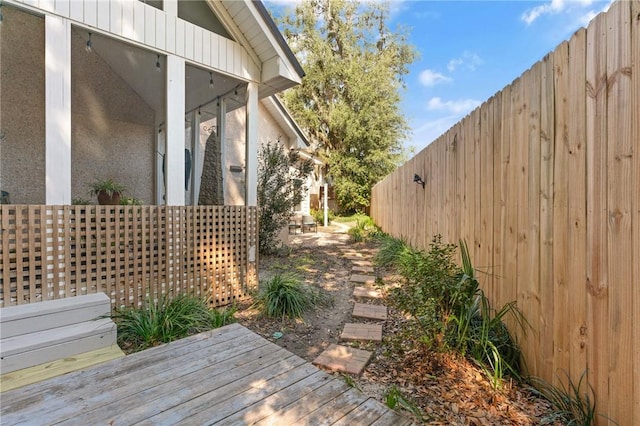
[97,191,121,205]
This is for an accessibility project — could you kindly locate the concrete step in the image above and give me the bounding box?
[352,303,387,321]
[313,344,373,375]
[353,287,382,299]
[340,323,382,342]
[350,274,376,285]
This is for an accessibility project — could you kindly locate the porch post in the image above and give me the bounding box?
[244,82,258,207]
[165,55,185,205]
[45,16,72,205]
[218,98,227,203]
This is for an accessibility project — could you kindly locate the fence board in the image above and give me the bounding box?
[538,53,555,385]
[631,2,640,423]
[552,41,571,386]
[370,1,637,422]
[0,206,258,310]
[567,28,588,384]
[606,2,633,423]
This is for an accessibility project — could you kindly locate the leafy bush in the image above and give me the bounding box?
[113,294,235,352]
[253,272,331,320]
[377,235,525,385]
[347,215,382,243]
[257,141,313,254]
[310,208,334,225]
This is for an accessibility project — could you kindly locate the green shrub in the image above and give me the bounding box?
[113,294,235,352]
[257,141,313,254]
[310,208,334,225]
[253,272,330,320]
[347,215,382,243]
[378,235,525,386]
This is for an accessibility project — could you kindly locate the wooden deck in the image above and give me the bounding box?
[0,323,414,425]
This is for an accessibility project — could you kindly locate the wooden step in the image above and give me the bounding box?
[0,345,125,392]
[1,319,117,374]
[0,293,111,338]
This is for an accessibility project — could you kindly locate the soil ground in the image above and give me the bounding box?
[235,226,557,425]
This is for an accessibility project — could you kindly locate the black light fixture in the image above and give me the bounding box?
[413,173,425,188]
[0,4,5,24]
[155,55,161,72]
[209,72,214,89]
[85,32,93,52]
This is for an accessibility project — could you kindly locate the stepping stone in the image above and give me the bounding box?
[352,303,387,321]
[351,260,373,268]
[313,344,373,375]
[342,251,364,258]
[350,274,376,285]
[340,323,383,342]
[352,265,374,274]
[353,286,382,299]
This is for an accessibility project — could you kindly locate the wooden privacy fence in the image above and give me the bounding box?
[0,205,258,310]
[372,2,638,425]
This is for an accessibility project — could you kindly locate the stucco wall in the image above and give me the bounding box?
[0,6,46,204]
[220,102,293,206]
[71,29,156,204]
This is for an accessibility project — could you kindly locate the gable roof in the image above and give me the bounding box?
[209,0,305,97]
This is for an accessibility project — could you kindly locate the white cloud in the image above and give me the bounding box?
[418,69,452,87]
[447,51,483,72]
[521,0,611,26]
[522,0,567,25]
[427,97,481,115]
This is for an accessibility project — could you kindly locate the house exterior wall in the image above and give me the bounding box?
[221,102,293,206]
[71,29,156,204]
[0,7,46,204]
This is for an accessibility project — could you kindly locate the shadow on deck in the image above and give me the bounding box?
[0,323,414,425]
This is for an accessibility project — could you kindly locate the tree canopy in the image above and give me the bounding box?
[278,0,416,212]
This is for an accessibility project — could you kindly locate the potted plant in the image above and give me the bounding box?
[88,178,126,205]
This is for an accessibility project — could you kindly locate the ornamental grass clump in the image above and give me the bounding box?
[253,272,330,320]
[113,294,235,352]
[529,370,603,425]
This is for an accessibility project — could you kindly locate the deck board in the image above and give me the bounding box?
[0,323,413,425]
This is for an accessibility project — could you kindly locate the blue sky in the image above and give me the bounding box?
[265,0,614,153]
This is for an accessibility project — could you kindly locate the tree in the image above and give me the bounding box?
[277,0,416,211]
[257,140,313,254]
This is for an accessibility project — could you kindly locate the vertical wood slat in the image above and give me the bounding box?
[539,53,555,385]
[631,2,640,424]
[567,28,588,384]
[606,2,633,423]
[524,62,541,378]
[552,41,571,386]
[585,10,609,413]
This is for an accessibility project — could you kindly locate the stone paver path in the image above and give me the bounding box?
[353,286,382,299]
[313,344,373,375]
[314,248,388,376]
[350,274,376,285]
[352,265,375,274]
[353,303,387,321]
[340,323,383,342]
